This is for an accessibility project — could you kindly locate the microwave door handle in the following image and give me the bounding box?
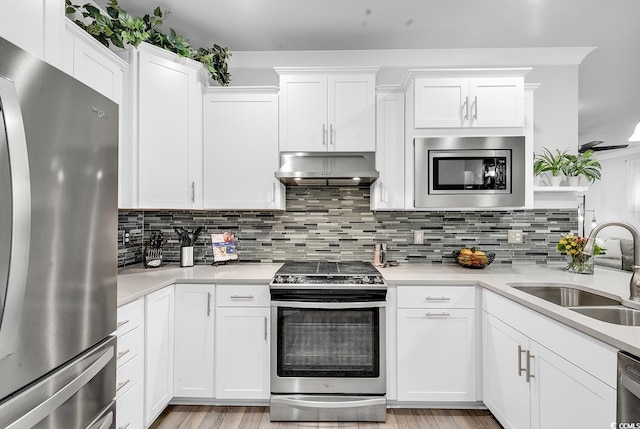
[0,77,31,361]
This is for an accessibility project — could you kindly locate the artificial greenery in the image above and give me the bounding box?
[534,147,569,177]
[562,149,602,183]
[65,0,231,85]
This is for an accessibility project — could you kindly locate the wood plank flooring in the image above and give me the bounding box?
[149,406,503,429]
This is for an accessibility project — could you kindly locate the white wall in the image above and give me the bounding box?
[585,149,640,238]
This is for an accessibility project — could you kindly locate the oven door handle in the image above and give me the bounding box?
[271,396,386,409]
[271,301,386,309]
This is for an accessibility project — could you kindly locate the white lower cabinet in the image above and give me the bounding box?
[482,290,616,429]
[116,299,145,429]
[145,285,175,426]
[215,285,270,400]
[174,283,215,398]
[396,286,477,402]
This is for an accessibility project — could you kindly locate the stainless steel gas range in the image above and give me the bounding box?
[269,261,387,422]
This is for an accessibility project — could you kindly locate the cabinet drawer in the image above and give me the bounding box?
[117,324,143,368]
[216,284,270,307]
[116,379,144,429]
[116,353,143,400]
[117,298,144,336]
[398,286,475,309]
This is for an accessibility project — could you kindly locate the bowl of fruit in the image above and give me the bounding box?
[452,247,495,269]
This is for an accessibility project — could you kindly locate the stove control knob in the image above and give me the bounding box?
[373,276,383,284]
[287,276,295,283]
[275,276,284,283]
[363,276,370,284]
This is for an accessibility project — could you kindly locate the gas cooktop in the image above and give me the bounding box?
[270,261,386,289]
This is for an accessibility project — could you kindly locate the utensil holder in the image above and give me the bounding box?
[180,246,194,267]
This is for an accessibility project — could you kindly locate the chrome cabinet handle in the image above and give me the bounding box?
[207,292,212,316]
[473,96,478,119]
[463,96,469,120]
[191,181,195,203]
[329,124,334,145]
[264,316,268,341]
[116,319,129,329]
[0,76,31,361]
[425,296,450,301]
[230,295,255,300]
[116,379,131,392]
[322,124,327,145]
[517,345,526,377]
[118,423,131,429]
[117,349,130,360]
[526,350,535,382]
[424,312,450,317]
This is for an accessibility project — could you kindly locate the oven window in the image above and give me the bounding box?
[277,307,379,378]
[432,157,507,191]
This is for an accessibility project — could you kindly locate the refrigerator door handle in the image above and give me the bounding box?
[2,345,114,429]
[0,76,31,361]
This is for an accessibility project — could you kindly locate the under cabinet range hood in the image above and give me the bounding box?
[275,152,379,185]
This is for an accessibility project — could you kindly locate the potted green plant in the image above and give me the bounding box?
[534,147,569,186]
[562,149,602,186]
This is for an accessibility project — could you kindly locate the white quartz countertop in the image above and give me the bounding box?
[118,262,640,357]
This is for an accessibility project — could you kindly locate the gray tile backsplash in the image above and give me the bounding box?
[118,186,577,268]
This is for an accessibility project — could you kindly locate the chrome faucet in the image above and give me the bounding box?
[583,222,640,301]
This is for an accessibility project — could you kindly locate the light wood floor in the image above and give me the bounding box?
[149,405,503,429]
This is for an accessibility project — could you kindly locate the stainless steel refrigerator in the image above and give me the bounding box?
[0,36,118,428]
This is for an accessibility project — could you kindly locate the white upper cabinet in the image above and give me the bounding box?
[414,72,526,128]
[134,43,203,209]
[203,88,284,210]
[277,68,377,152]
[371,90,405,210]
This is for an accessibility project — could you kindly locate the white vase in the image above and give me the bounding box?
[549,176,563,187]
[567,176,581,187]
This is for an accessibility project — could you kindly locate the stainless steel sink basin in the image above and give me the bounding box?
[507,283,621,307]
[570,307,640,327]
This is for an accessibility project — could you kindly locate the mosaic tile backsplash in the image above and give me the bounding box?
[118,186,577,268]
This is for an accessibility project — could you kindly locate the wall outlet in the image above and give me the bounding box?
[508,230,523,244]
[413,230,424,245]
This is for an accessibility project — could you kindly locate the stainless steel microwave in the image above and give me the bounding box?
[414,136,526,208]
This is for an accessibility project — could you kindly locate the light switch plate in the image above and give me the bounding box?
[508,230,523,244]
[413,230,424,245]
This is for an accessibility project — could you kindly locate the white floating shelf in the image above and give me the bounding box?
[533,186,589,193]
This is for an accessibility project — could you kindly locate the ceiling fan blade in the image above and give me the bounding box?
[588,144,629,152]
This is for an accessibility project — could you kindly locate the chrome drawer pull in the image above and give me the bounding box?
[230,295,255,300]
[119,423,131,429]
[117,349,130,360]
[424,312,450,317]
[116,379,131,392]
[116,320,129,328]
[425,296,450,301]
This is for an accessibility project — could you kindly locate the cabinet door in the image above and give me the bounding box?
[215,307,270,400]
[371,91,405,210]
[327,74,376,151]
[482,312,531,429]
[137,49,202,208]
[203,92,284,209]
[397,308,476,402]
[414,77,468,128]
[174,284,215,398]
[145,286,174,426]
[469,77,524,127]
[530,341,616,429]
[279,74,328,151]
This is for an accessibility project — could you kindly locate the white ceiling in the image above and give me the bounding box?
[109,0,640,151]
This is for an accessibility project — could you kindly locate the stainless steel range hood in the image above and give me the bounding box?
[275,152,379,186]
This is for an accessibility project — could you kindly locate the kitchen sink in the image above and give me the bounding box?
[507,283,621,307]
[570,307,640,327]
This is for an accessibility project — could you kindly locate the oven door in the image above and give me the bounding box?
[270,299,386,395]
